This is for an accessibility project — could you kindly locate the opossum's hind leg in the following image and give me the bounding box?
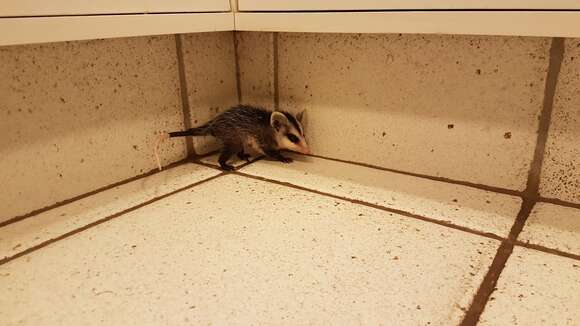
[218,143,239,171]
[237,149,251,162]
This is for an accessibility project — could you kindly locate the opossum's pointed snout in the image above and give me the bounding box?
[299,145,311,155]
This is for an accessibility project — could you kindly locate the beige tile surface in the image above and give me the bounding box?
[0,35,186,222]
[180,32,238,155]
[236,32,275,109]
[277,33,550,190]
[0,163,219,261]
[540,38,580,204]
[479,247,580,326]
[0,174,498,325]
[519,202,580,256]
[240,154,521,237]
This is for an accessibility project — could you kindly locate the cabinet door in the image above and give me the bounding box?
[0,0,144,16]
[0,0,231,16]
[145,0,231,13]
[238,0,580,11]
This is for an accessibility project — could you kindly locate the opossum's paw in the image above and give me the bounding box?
[279,156,293,163]
[219,163,235,171]
[237,152,251,162]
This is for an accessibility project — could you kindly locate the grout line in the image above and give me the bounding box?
[174,34,195,156]
[460,199,536,326]
[237,156,265,169]
[273,32,279,109]
[192,161,224,171]
[306,153,523,197]
[538,196,580,210]
[232,171,505,242]
[190,154,264,171]
[524,37,565,198]
[233,31,243,104]
[515,240,580,261]
[0,158,190,229]
[288,152,580,212]
[0,172,227,266]
[306,152,580,212]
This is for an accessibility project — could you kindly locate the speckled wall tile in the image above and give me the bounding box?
[277,33,550,190]
[180,32,238,155]
[0,36,186,222]
[235,32,275,109]
[540,39,580,204]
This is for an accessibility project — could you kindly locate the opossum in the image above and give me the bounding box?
[155,105,310,171]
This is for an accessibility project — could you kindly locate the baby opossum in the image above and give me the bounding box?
[159,105,310,171]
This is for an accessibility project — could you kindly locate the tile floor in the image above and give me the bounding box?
[1,154,578,325]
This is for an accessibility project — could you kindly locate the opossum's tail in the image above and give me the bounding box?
[154,124,211,171]
[168,124,211,137]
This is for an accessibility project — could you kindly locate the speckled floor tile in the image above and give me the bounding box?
[0,163,218,261]
[519,203,580,256]
[239,154,521,237]
[0,174,498,325]
[479,247,580,326]
[276,33,550,190]
[0,35,186,222]
[540,38,580,204]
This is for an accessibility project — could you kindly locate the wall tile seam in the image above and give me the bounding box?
[524,37,565,197]
[233,31,243,104]
[273,32,279,109]
[174,34,195,156]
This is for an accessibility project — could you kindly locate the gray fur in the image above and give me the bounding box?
[168,105,309,170]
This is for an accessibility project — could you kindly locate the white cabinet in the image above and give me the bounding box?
[235,0,580,37]
[238,0,580,11]
[236,11,580,37]
[145,0,230,13]
[0,1,233,46]
[0,1,143,16]
[0,0,230,16]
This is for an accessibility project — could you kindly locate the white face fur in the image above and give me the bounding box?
[270,111,311,154]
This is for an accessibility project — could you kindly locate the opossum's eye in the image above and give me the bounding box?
[287,133,299,144]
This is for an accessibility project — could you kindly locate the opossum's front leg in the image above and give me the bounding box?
[218,145,238,171]
[237,150,251,162]
[265,150,293,163]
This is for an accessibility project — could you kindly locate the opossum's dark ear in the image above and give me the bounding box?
[296,110,305,122]
[270,111,288,131]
